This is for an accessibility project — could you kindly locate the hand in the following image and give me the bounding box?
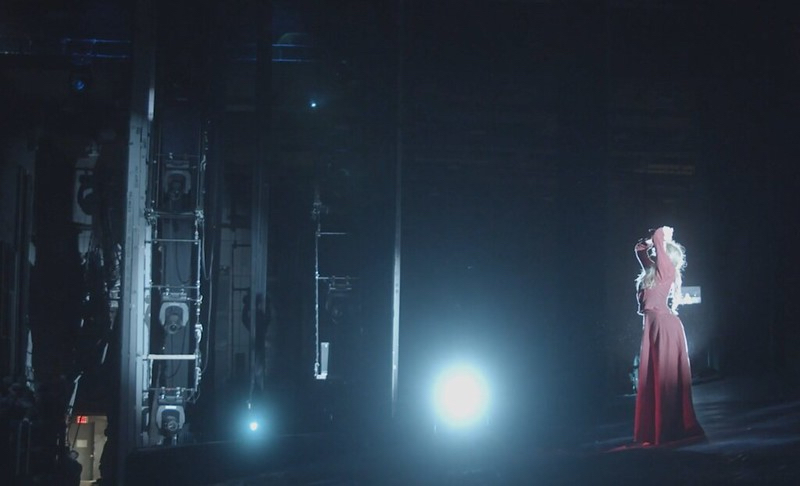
[662,226,674,242]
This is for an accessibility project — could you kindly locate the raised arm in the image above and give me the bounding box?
[651,227,675,283]
[635,236,654,271]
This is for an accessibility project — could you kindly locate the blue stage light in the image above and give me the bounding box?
[433,364,490,428]
[242,401,266,439]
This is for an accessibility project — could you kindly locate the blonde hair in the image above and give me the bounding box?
[635,240,686,312]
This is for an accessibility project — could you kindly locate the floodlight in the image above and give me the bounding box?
[433,364,489,428]
[242,402,267,440]
[159,302,189,335]
[155,389,186,440]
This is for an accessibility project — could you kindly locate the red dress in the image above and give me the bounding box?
[633,228,704,445]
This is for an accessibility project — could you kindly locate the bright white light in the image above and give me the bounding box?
[248,420,259,431]
[147,87,155,121]
[309,100,318,109]
[434,365,489,428]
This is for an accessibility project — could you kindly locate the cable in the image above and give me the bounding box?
[171,240,191,285]
[200,275,212,376]
[163,329,188,381]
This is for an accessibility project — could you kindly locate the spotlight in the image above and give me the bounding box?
[325,279,353,325]
[163,170,191,202]
[159,301,189,335]
[309,99,318,109]
[71,78,87,92]
[433,364,489,428]
[155,388,186,441]
[69,68,92,94]
[160,409,182,434]
[242,402,267,440]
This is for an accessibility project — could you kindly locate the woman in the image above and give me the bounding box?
[633,226,704,446]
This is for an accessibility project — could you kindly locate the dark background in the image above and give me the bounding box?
[2,0,800,478]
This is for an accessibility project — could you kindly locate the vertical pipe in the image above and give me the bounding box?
[250,0,272,401]
[118,0,156,480]
[194,214,202,390]
[314,206,321,376]
[15,420,23,476]
[8,168,23,379]
[390,0,405,419]
[6,156,33,388]
[230,242,237,382]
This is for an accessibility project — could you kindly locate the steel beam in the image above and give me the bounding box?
[118,0,156,481]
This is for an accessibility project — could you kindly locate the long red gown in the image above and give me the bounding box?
[633,228,705,445]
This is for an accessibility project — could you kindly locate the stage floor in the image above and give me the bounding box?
[128,372,800,485]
